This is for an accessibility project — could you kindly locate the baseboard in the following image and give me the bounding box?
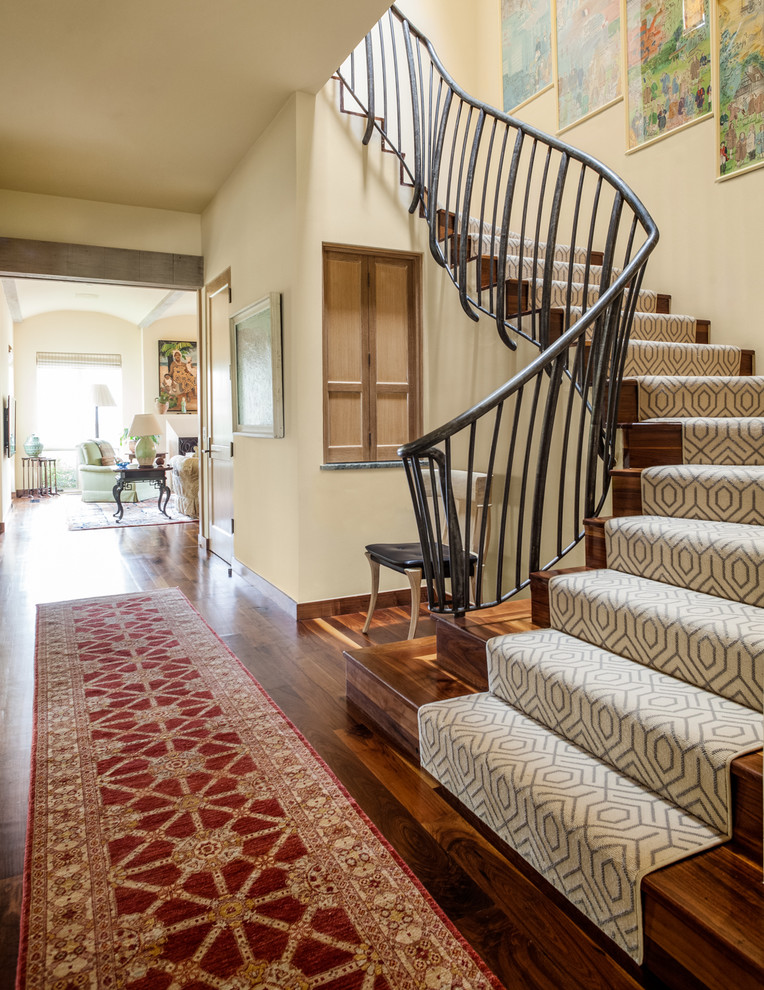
[231,558,299,618]
[296,586,427,621]
[231,556,425,621]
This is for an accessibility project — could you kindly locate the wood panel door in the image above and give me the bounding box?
[323,246,421,464]
[204,270,234,564]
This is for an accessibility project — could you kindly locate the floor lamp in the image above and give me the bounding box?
[92,384,116,439]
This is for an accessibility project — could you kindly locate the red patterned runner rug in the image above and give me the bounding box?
[19,589,503,990]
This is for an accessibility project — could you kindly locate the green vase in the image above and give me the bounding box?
[134,435,156,467]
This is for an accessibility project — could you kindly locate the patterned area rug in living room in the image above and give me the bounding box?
[19,588,503,989]
[65,493,196,530]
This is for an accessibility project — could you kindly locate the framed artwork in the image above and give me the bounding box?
[4,396,15,457]
[716,0,764,180]
[624,0,712,152]
[501,0,553,112]
[158,340,198,413]
[230,294,284,438]
[555,0,622,132]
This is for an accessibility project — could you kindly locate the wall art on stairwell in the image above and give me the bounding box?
[624,0,712,152]
[554,0,622,132]
[230,293,284,438]
[716,0,764,180]
[501,0,553,112]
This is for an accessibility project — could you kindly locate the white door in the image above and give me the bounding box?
[203,271,234,564]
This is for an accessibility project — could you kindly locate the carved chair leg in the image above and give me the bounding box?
[405,567,422,640]
[362,552,380,634]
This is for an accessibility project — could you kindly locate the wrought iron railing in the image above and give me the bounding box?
[336,6,658,614]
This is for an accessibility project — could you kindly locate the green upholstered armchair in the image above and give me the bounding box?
[76,440,155,503]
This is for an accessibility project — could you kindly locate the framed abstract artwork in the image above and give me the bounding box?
[555,0,622,132]
[716,0,764,180]
[624,0,712,152]
[230,294,284,438]
[501,0,553,112]
[158,340,198,413]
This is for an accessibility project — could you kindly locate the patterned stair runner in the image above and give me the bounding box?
[581,309,698,343]
[419,692,722,963]
[547,568,764,709]
[636,375,764,418]
[538,279,660,313]
[641,463,764,522]
[623,340,741,377]
[605,514,764,606]
[486,629,762,832]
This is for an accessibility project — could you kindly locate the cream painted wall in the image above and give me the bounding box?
[0,294,14,525]
[201,4,533,607]
[13,311,143,489]
[202,97,301,601]
[0,189,202,255]
[142,314,200,452]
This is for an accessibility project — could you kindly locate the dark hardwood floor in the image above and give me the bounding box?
[0,494,648,990]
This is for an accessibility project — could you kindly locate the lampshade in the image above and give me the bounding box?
[129,413,163,438]
[92,383,116,407]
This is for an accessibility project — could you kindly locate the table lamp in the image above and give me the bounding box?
[129,412,163,467]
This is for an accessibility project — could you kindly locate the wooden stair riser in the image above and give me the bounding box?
[643,845,763,990]
[433,600,537,691]
[621,422,684,468]
[610,468,643,515]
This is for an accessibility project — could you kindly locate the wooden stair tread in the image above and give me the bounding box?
[643,843,764,990]
[345,637,479,759]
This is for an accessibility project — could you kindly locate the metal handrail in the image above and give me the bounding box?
[336,6,658,614]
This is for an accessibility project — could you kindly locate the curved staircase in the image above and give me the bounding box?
[336,8,763,989]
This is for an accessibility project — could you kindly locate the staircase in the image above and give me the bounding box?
[336,8,762,990]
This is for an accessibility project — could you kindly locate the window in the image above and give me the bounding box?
[322,246,422,463]
[36,351,123,448]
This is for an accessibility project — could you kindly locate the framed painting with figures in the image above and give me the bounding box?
[158,341,198,413]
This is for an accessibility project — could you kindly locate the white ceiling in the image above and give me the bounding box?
[0,0,390,213]
[4,278,197,327]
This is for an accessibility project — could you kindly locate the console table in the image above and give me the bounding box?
[112,465,171,522]
[21,457,58,499]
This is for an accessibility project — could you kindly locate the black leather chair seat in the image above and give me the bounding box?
[365,542,476,575]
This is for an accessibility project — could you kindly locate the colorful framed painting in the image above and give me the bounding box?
[158,340,198,413]
[716,0,764,180]
[554,0,622,132]
[501,0,553,112]
[624,0,712,152]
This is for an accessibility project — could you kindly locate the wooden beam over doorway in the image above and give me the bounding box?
[0,237,204,290]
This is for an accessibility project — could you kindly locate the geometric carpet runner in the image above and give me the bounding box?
[641,463,764,522]
[20,589,503,990]
[636,375,764,419]
[604,514,764,607]
[419,692,722,964]
[547,568,764,709]
[420,620,762,963]
[676,417,764,465]
[622,340,741,378]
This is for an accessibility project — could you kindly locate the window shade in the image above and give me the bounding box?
[36,352,122,368]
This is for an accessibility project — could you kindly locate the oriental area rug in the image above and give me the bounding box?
[19,588,502,990]
[65,495,196,531]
